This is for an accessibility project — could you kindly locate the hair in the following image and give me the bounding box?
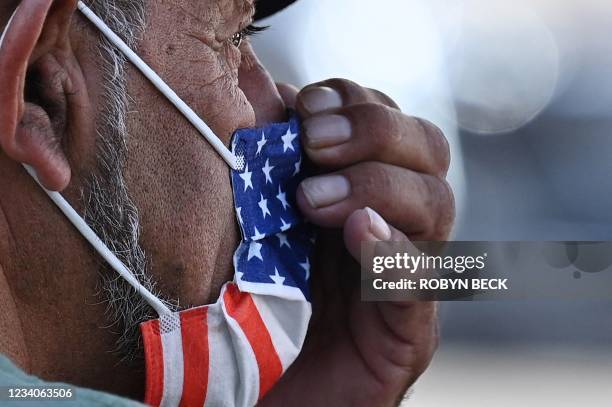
[80,0,177,363]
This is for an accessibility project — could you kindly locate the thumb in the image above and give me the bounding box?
[343,207,409,261]
[276,82,299,110]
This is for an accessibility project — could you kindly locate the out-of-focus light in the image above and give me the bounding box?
[252,0,467,225]
[445,1,560,134]
[533,0,612,119]
[296,0,446,115]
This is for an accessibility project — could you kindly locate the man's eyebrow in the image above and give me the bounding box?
[165,1,253,26]
[235,0,256,20]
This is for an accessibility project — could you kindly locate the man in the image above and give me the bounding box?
[0,0,453,405]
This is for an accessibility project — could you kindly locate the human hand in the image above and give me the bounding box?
[260,79,454,406]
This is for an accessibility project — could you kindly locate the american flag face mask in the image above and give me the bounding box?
[10,3,314,407]
[140,113,314,407]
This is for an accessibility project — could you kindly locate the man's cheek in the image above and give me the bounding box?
[138,19,255,142]
[125,126,238,305]
[183,74,256,143]
[166,46,255,144]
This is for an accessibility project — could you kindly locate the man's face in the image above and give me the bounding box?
[0,0,291,390]
[85,0,285,307]
[1,1,449,398]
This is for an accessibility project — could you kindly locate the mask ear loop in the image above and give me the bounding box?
[23,165,173,316]
[0,8,171,315]
[77,1,240,171]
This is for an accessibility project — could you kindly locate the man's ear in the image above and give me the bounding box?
[0,0,80,191]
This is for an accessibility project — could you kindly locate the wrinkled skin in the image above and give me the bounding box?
[0,0,453,404]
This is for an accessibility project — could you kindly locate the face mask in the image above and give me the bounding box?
[5,3,314,406]
[140,113,314,407]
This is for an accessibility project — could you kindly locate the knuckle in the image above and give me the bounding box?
[413,117,451,175]
[419,176,455,239]
[323,77,359,91]
[352,103,403,149]
[367,88,400,109]
[433,178,456,239]
[322,78,368,101]
[352,162,395,206]
[417,176,438,235]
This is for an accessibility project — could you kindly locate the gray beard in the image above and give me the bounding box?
[80,1,177,363]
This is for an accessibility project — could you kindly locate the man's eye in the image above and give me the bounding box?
[230,24,269,47]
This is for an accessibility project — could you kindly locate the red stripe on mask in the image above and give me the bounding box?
[141,319,164,407]
[223,283,283,400]
[179,307,210,407]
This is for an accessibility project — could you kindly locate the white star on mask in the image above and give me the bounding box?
[277,233,291,248]
[256,131,267,155]
[280,218,291,232]
[270,267,286,285]
[293,157,302,176]
[248,241,263,261]
[236,207,243,225]
[300,258,311,280]
[276,185,289,210]
[258,194,271,218]
[262,159,275,184]
[252,227,266,241]
[282,127,297,152]
[239,164,253,191]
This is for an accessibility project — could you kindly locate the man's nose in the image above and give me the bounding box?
[238,43,287,125]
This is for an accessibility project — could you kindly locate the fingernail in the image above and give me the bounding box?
[365,207,392,241]
[300,86,343,114]
[301,175,351,209]
[303,115,352,149]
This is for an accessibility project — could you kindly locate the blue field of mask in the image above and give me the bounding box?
[230,113,314,301]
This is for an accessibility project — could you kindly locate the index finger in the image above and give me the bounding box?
[296,78,400,118]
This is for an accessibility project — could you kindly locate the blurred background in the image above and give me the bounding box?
[252,0,612,405]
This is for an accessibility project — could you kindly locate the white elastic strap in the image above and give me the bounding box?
[1,4,170,316]
[22,165,172,316]
[76,1,239,170]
